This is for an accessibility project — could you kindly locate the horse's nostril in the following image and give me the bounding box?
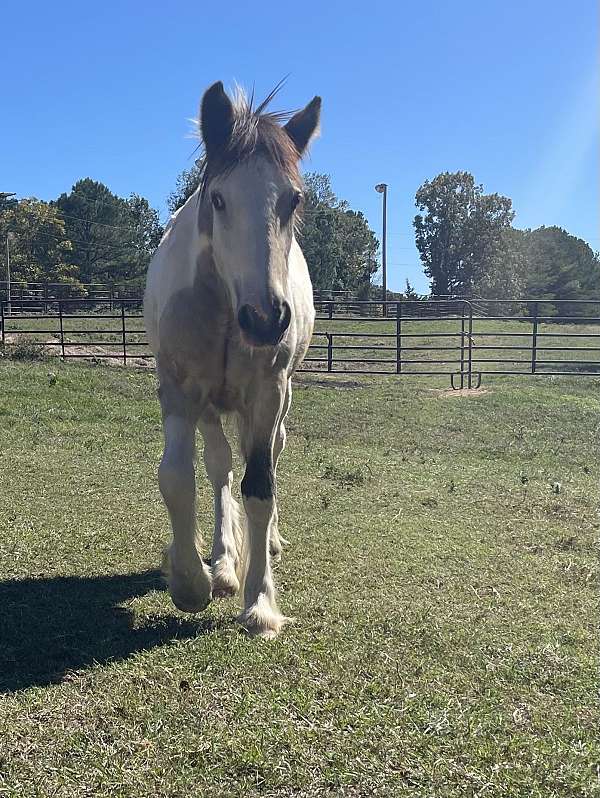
[238,304,258,335]
[238,301,290,346]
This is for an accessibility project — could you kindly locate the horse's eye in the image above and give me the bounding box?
[291,190,303,212]
[211,192,225,211]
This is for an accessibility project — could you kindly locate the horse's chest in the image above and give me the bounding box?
[159,301,288,415]
[167,332,255,413]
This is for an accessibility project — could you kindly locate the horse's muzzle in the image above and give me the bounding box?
[238,300,291,347]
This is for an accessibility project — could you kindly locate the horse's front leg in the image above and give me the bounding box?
[158,385,212,613]
[268,378,292,560]
[199,411,245,599]
[238,378,288,638]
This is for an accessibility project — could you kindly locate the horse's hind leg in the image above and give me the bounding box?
[199,411,245,599]
[158,383,212,613]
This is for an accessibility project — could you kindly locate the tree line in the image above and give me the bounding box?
[413,171,600,306]
[1,169,598,305]
[0,181,163,294]
[0,171,378,296]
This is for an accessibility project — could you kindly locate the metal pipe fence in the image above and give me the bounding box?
[2,298,600,388]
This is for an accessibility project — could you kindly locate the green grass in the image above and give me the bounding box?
[0,361,598,797]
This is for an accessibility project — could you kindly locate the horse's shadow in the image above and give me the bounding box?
[0,569,214,693]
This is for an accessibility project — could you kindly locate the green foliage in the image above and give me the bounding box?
[298,173,379,292]
[521,226,600,306]
[414,171,515,296]
[54,179,163,284]
[471,227,528,312]
[0,192,18,212]
[414,173,600,308]
[0,185,162,291]
[167,163,202,213]
[0,198,79,286]
[403,278,420,300]
[0,340,48,361]
[474,225,600,315]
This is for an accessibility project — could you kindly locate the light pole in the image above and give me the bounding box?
[375,183,388,316]
[5,232,15,316]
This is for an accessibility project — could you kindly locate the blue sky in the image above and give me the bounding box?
[2,0,598,291]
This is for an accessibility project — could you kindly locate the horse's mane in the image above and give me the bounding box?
[194,82,301,199]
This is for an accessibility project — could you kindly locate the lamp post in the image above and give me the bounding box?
[375,183,388,316]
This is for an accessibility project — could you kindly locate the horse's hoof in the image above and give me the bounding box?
[170,590,211,614]
[211,557,240,599]
[167,570,212,613]
[237,595,290,639]
[162,548,212,613]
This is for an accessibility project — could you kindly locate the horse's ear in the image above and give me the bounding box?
[201,81,235,157]
[284,96,321,156]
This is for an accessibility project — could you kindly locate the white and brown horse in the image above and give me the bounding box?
[144,82,320,637]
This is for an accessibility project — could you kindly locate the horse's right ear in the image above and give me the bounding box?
[201,82,235,158]
[284,96,322,156]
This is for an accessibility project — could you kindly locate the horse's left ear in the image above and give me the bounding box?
[284,96,322,156]
[201,81,235,158]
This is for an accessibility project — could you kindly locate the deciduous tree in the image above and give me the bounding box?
[414,172,514,296]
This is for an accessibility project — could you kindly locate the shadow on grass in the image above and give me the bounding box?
[0,569,215,693]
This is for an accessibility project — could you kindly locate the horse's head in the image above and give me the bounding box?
[199,82,320,347]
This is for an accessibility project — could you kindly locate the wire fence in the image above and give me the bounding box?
[2,298,600,388]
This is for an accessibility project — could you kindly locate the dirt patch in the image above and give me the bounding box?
[437,387,490,398]
[2,334,154,369]
[293,375,366,390]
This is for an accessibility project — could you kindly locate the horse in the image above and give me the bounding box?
[144,82,321,638]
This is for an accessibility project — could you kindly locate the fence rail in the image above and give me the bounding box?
[2,298,600,388]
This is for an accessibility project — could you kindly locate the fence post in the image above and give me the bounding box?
[327,333,333,373]
[458,303,466,389]
[467,302,474,389]
[58,301,65,360]
[396,301,402,374]
[0,301,4,347]
[531,301,538,374]
[328,301,333,320]
[121,301,127,365]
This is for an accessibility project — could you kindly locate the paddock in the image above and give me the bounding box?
[0,358,596,796]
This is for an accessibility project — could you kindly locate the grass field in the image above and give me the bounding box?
[0,359,598,797]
